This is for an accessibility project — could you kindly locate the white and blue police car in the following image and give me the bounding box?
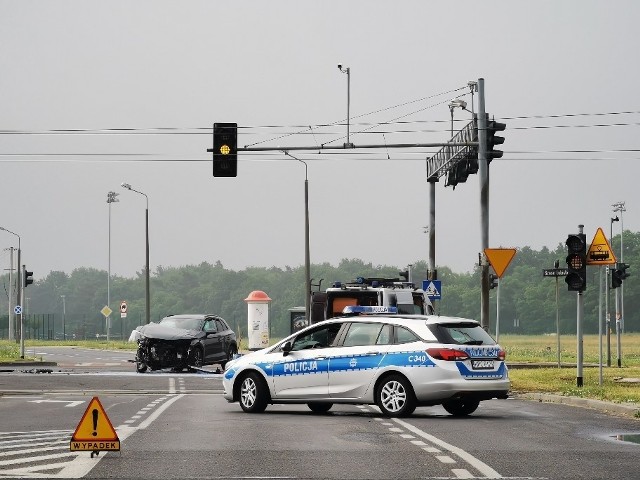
[222,306,509,417]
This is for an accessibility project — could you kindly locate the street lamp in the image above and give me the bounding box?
[0,226,22,355]
[612,201,626,367]
[121,183,151,324]
[606,215,619,366]
[337,64,354,148]
[284,152,311,322]
[60,295,66,340]
[107,191,119,340]
[448,99,468,137]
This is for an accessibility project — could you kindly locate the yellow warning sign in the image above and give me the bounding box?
[70,396,120,452]
[586,227,617,265]
[484,248,517,278]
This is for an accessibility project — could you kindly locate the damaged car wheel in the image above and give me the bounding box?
[136,361,148,373]
[220,345,238,370]
[188,347,204,371]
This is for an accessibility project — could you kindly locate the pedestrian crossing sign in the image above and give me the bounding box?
[422,280,442,300]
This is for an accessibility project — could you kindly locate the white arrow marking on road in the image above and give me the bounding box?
[29,399,85,407]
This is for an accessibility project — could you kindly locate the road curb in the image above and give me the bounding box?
[0,362,57,369]
[516,392,640,418]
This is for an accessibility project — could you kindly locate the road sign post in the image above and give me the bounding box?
[484,248,516,341]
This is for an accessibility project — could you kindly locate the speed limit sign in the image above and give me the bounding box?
[120,301,128,318]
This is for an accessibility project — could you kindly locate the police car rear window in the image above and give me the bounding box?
[429,323,496,346]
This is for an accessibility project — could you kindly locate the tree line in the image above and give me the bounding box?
[1,231,637,340]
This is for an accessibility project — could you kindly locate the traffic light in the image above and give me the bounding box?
[489,273,499,290]
[399,270,409,282]
[23,266,34,288]
[486,117,506,163]
[212,123,238,177]
[445,160,469,188]
[612,262,630,289]
[565,233,587,291]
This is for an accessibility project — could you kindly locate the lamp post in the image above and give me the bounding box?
[121,183,150,324]
[284,152,311,322]
[0,227,21,351]
[607,215,619,366]
[2,246,15,340]
[612,201,626,367]
[60,295,66,340]
[106,191,119,340]
[338,64,354,148]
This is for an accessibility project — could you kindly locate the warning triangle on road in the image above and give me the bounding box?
[586,227,617,265]
[70,396,120,452]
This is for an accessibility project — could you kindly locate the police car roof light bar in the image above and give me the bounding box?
[342,306,398,315]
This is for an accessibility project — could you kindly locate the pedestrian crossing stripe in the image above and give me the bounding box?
[70,396,120,452]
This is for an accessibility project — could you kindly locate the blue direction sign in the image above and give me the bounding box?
[422,280,442,300]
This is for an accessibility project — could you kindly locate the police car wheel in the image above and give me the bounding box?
[376,374,416,417]
[307,402,333,414]
[442,398,480,417]
[239,372,268,413]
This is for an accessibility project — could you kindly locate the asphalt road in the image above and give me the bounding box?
[0,347,639,479]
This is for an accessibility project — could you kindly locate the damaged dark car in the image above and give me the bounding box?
[131,314,238,373]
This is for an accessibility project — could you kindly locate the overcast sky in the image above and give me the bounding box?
[1,1,638,281]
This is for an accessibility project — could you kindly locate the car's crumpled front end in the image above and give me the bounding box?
[132,322,202,373]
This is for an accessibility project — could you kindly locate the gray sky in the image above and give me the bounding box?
[1,0,638,280]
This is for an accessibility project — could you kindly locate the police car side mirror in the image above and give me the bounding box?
[281,341,293,356]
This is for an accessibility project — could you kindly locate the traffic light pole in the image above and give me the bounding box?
[20,264,25,358]
[428,179,436,282]
[477,78,490,331]
[576,224,585,387]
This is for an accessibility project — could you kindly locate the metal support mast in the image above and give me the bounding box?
[477,78,490,331]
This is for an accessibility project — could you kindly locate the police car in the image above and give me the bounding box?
[222,306,510,417]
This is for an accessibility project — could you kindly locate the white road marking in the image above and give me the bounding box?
[0,395,185,478]
[393,417,503,478]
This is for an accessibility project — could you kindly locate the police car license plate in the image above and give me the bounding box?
[471,360,494,370]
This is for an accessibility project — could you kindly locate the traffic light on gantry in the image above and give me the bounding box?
[212,123,238,177]
[486,117,506,164]
[23,266,34,288]
[565,233,587,291]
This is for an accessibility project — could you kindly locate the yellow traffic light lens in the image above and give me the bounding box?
[220,144,231,155]
[567,254,584,270]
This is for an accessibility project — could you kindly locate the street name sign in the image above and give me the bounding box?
[543,268,569,277]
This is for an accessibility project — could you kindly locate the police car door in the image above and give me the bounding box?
[328,322,391,399]
[271,322,343,399]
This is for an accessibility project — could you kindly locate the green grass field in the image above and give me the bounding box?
[1,334,639,409]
